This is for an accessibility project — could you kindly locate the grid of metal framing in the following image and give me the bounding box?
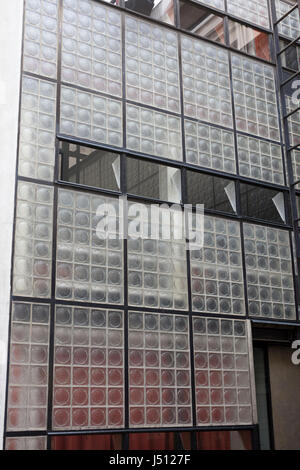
[4,0,300,451]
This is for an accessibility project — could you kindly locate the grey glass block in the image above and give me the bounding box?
[275,0,300,40]
[185,120,236,174]
[5,436,47,450]
[126,103,183,161]
[193,316,253,426]
[232,54,280,141]
[125,15,180,113]
[60,86,123,147]
[127,203,188,310]
[128,311,192,427]
[291,150,300,189]
[13,182,53,298]
[62,0,122,97]
[243,223,296,320]
[23,0,58,79]
[53,306,124,430]
[181,34,233,128]
[7,302,50,431]
[237,135,285,185]
[190,216,246,316]
[56,189,124,304]
[194,0,225,10]
[19,76,56,181]
[286,95,300,151]
[227,0,270,29]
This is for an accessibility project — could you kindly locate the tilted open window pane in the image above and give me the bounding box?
[186,170,236,214]
[179,1,225,44]
[60,142,121,192]
[126,157,181,203]
[229,21,270,61]
[240,184,287,224]
[124,0,175,25]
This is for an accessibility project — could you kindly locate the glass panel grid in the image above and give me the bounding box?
[181,35,233,128]
[237,134,285,185]
[275,0,300,40]
[5,436,47,450]
[185,120,236,174]
[128,311,192,427]
[19,76,56,181]
[13,182,53,298]
[23,0,58,79]
[227,0,270,29]
[194,0,225,11]
[60,85,123,147]
[56,189,124,304]
[53,306,124,430]
[190,216,245,316]
[127,204,188,310]
[193,317,253,426]
[61,0,122,97]
[232,54,280,141]
[7,302,50,431]
[244,223,296,320]
[291,150,300,188]
[126,103,183,161]
[125,15,180,113]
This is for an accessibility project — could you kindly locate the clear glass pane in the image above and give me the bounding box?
[127,157,181,203]
[60,142,121,192]
[179,1,225,44]
[229,21,271,61]
[124,0,175,25]
[240,184,286,223]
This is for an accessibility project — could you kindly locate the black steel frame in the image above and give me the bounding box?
[5,0,300,452]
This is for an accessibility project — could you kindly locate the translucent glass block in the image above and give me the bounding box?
[237,134,285,185]
[53,306,124,430]
[19,76,56,181]
[232,54,280,142]
[191,216,245,315]
[286,96,300,152]
[125,15,180,113]
[128,311,191,427]
[23,0,58,78]
[193,316,253,426]
[13,182,53,298]
[5,436,47,450]
[227,0,270,29]
[181,34,233,128]
[291,150,300,189]
[56,189,124,303]
[185,120,236,174]
[60,86,123,147]
[126,103,182,161]
[7,303,50,431]
[127,203,188,310]
[275,0,300,40]
[243,223,296,320]
[194,0,225,10]
[62,0,122,97]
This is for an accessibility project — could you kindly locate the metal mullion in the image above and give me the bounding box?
[278,34,300,55]
[280,68,300,87]
[284,103,300,119]
[274,4,297,26]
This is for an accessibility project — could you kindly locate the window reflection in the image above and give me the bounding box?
[280,39,300,71]
[179,1,225,43]
[124,0,175,25]
[60,142,121,192]
[240,184,287,223]
[229,21,271,61]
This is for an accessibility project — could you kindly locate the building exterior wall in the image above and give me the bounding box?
[1,0,300,451]
[0,0,24,450]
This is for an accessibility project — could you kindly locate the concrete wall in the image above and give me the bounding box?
[0,0,24,449]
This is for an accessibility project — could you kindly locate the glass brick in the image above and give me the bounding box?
[227,0,270,29]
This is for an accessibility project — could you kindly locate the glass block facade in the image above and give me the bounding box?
[193,317,253,426]
[275,0,300,39]
[4,0,300,451]
[53,306,124,429]
[7,302,50,431]
[128,312,192,427]
[244,224,296,320]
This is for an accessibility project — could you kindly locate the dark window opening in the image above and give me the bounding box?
[240,183,287,224]
[179,1,225,44]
